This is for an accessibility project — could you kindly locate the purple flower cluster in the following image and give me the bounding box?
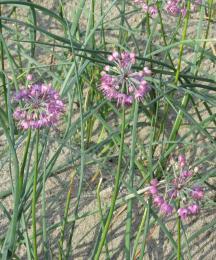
[134,0,158,18]
[165,0,202,17]
[99,51,151,106]
[149,155,205,220]
[165,0,187,16]
[13,79,64,130]
[149,179,174,216]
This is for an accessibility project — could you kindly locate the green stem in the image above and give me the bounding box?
[175,1,191,84]
[139,202,150,259]
[168,94,190,144]
[119,0,126,45]
[144,0,153,68]
[27,0,37,58]
[96,178,110,259]
[100,0,106,48]
[14,9,23,70]
[165,2,191,154]
[65,42,85,259]
[58,172,75,260]
[0,108,21,259]
[94,105,126,259]
[125,101,139,258]
[85,87,95,145]
[0,5,7,112]
[153,5,182,156]
[32,129,39,260]
[195,0,213,76]
[18,130,31,195]
[132,206,148,258]
[42,166,49,259]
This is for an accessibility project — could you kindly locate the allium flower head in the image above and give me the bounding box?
[148,154,205,221]
[134,1,158,18]
[13,82,64,130]
[165,0,182,16]
[165,0,202,17]
[99,51,151,106]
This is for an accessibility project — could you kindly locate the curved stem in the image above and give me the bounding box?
[94,105,126,259]
[32,128,39,260]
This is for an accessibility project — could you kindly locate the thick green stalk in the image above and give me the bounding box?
[94,106,126,259]
[32,129,40,260]
[125,101,139,259]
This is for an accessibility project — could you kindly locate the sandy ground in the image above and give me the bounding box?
[0,0,216,259]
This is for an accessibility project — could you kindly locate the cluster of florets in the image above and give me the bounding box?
[165,0,202,17]
[134,0,158,18]
[149,155,205,220]
[99,51,152,106]
[13,77,64,130]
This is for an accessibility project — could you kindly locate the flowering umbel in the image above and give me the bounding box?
[135,0,202,17]
[134,0,158,18]
[165,0,202,17]
[99,51,151,106]
[13,78,64,129]
[149,155,205,220]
